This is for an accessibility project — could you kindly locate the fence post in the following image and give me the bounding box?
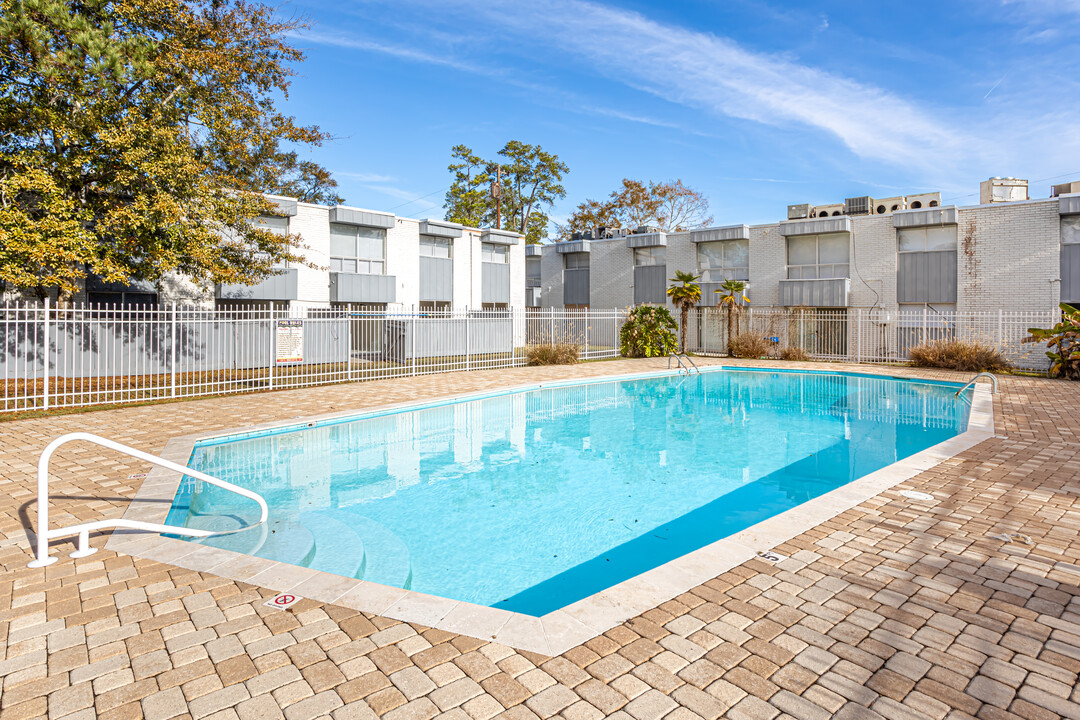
[998,309,1004,351]
[550,308,556,346]
[42,296,50,411]
[170,303,178,398]
[347,305,353,382]
[268,302,275,390]
[465,311,471,372]
[856,308,862,364]
[411,314,417,376]
[584,308,590,358]
[922,305,928,347]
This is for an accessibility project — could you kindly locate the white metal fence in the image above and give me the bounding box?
[685,307,1056,372]
[1,301,1060,413]
[1,302,625,412]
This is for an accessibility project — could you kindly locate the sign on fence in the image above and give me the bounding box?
[275,319,304,364]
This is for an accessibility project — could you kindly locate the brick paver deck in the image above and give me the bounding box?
[2,358,1079,720]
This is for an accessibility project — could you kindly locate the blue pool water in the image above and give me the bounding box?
[165,369,970,615]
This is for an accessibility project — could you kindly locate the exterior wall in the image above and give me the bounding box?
[535,196,1067,313]
[454,231,478,308]
[954,200,1061,313]
[509,241,525,309]
[291,203,332,310]
[387,218,418,309]
[588,240,633,308]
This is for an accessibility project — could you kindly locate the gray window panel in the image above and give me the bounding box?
[897,251,957,304]
[778,278,850,307]
[482,262,510,303]
[329,272,396,303]
[419,257,453,302]
[1062,244,1080,304]
[634,265,668,305]
[564,269,590,305]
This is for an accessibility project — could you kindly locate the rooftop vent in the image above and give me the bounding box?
[844,196,874,216]
[787,204,812,220]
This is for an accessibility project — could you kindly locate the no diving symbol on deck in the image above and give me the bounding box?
[264,593,301,610]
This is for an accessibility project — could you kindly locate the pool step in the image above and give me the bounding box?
[186,515,316,568]
[334,512,412,590]
[300,512,366,579]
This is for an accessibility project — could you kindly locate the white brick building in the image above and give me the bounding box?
[74,195,526,312]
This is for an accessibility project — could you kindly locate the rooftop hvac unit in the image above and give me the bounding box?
[612,227,630,237]
[844,196,874,216]
[596,225,611,239]
[580,229,594,240]
[633,225,662,235]
[787,204,812,220]
[1051,181,1080,197]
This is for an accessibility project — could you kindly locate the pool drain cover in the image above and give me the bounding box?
[900,490,935,501]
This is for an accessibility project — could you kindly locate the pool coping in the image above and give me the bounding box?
[106,367,996,656]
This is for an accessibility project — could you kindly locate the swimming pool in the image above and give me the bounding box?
[164,368,971,616]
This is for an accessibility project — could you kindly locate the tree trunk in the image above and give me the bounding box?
[726,305,734,356]
[680,305,688,352]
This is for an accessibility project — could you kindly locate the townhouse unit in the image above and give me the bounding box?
[532,178,1080,315]
[69,196,526,312]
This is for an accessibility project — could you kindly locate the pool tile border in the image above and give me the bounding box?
[106,368,995,656]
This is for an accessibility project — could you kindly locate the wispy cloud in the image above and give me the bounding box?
[438,0,968,170]
[333,171,397,183]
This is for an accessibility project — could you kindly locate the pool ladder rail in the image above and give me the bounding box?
[27,432,269,568]
[954,372,998,397]
[668,353,700,375]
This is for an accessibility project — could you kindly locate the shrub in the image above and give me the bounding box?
[527,343,579,366]
[620,305,678,358]
[780,346,810,361]
[908,339,1011,372]
[729,332,771,359]
[1025,303,1080,379]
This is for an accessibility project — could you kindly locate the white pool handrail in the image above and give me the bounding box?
[27,432,269,568]
[954,372,998,397]
[667,353,700,375]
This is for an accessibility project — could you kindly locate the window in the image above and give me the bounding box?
[564,252,589,269]
[420,236,452,258]
[787,233,849,279]
[330,223,385,274]
[697,240,748,282]
[526,256,542,286]
[481,242,508,263]
[898,227,956,252]
[1063,216,1080,245]
[254,216,288,235]
[633,247,666,266]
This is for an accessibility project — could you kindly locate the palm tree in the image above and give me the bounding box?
[666,271,702,352]
[716,280,749,356]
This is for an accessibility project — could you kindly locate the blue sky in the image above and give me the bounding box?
[280,0,1080,233]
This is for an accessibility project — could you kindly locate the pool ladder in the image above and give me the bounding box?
[668,353,700,375]
[954,372,998,397]
[27,432,269,568]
